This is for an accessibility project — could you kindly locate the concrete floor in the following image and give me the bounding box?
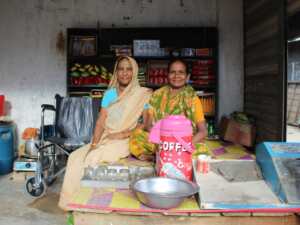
[286,125,300,142]
[0,173,66,225]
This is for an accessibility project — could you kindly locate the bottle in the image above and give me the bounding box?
[207,120,215,137]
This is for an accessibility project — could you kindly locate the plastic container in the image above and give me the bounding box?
[196,154,211,174]
[0,123,15,174]
[149,115,195,181]
[0,95,4,117]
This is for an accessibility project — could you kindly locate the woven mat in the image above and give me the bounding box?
[68,187,300,214]
[68,187,200,213]
[205,140,254,160]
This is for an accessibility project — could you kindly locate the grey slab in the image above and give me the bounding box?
[193,160,281,208]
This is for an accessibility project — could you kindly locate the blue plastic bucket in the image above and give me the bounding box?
[0,123,15,175]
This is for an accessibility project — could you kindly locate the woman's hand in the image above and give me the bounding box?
[192,121,207,144]
[84,143,98,161]
[89,143,98,151]
[90,109,107,148]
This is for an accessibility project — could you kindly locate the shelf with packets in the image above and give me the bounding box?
[190,59,216,87]
[140,58,217,90]
[68,63,113,88]
[66,27,218,122]
[145,60,168,86]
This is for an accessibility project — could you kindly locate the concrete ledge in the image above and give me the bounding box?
[222,212,251,217]
[190,213,221,217]
[252,212,294,217]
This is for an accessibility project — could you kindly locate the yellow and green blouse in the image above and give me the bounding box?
[148,85,205,132]
[129,85,205,159]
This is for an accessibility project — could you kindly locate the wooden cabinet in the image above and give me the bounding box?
[67,27,218,121]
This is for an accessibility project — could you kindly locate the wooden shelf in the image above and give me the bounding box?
[68,84,108,88]
[67,27,218,121]
[197,92,215,97]
[134,56,213,60]
[68,86,108,96]
[69,55,213,61]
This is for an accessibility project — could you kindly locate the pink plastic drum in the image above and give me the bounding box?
[149,115,195,181]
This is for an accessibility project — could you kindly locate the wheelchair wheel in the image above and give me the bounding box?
[46,176,57,186]
[26,177,47,197]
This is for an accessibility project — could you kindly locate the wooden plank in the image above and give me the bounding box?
[245,80,281,95]
[287,0,300,16]
[244,92,280,102]
[245,1,277,28]
[244,103,280,118]
[244,96,279,104]
[244,80,282,96]
[244,103,280,117]
[244,86,281,97]
[244,103,280,114]
[245,37,278,56]
[255,122,282,137]
[246,46,278,66]
[256,132,279,143]
[243,110,280,125]
[246,41,280,66]
[245,0,269,16]
[246,15,278,40]
[73,212,300,225]
[246,25,278,47]
[245,63,278,77]
[244,107,280,119]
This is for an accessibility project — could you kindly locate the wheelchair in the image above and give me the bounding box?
[26,94,99,197]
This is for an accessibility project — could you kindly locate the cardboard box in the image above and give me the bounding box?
[220,117,256,147]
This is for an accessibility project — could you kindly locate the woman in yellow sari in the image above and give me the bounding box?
[59,56,151,210]
[130,59,207,159]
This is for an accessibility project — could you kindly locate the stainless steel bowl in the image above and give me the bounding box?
[132,177,199,209]
[25,139,40,157]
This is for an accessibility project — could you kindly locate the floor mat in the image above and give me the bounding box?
[205,140,254,160]
[68,187,199,213]
[68,186,300,215]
